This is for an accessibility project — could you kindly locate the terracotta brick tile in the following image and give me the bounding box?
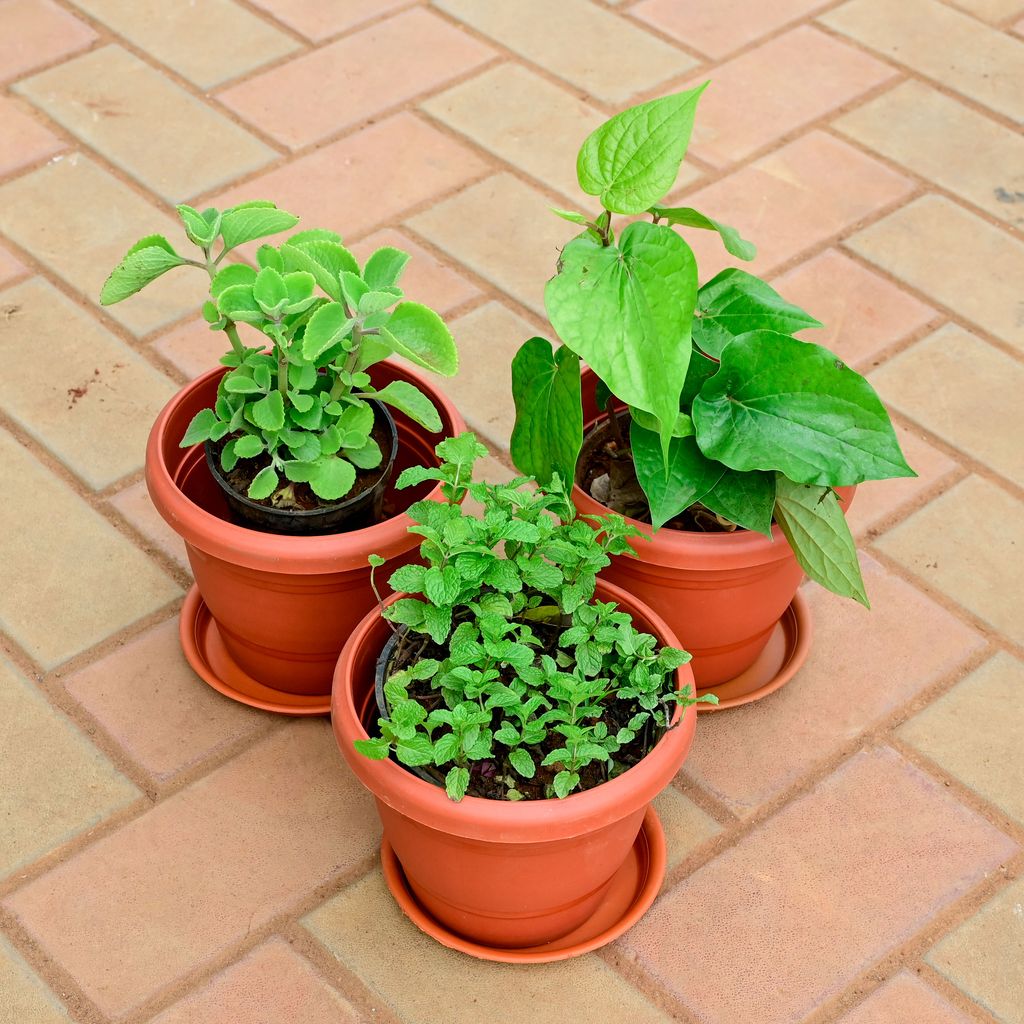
[70,0,299,89]
[304,870,673,1024]
[218,8,495,150]
[773,249,937,369]
[870,324,1024,487]
[836,80,1024,229]
[847,195,1024,354]
[632,0,832,58]
[16,46,275,203]
[5,722,378,1018]
[875,475,1024,645]
[0,96,62,176]
[682,556,984,816]
[151,317,228,381]
[151,938,358,1024]
[0,243,28,288]
[0,0,96,83]
[350,228,481,316]
[64,620,266,784]
[0,278,177,489]
[927,877,1024,1023]
[435,0,694,104]
[0,658,139,878]
[408,172,575,317]
[0,934,70,1023]
[846,422,960,538]
[108,479,189,570]
[945,0,1024,19]
[683,132,914,280]
[1015,14,1024,35]
[246,0,408,42]
[0,155,204,337]
[623,747,1017,1024]
[682,27,895,168]
[838,972,973,1024]
[0,429,181,668]
[422,63,604,202]
[820,0,1024,121]
[899,652,1024,826]
[210,113,488,241]
[653,786,722,869]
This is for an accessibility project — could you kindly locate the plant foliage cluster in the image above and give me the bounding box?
[510,85,914,605]
[101,202,457,505]
[357,434,712,800]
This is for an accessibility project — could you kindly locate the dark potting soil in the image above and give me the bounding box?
[209,408,394,516]
[379,610,666,801]
[577,411,746,534]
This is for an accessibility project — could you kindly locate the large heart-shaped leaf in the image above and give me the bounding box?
[100,235,186,305]
[692,331,915,486]
[699,468,776,536]
[692,269,822,358]
[774,474,868,606]
[631,422,725,530]
[576,84,707,214]
[650,206,756,261]
[510,336,583,487]
[379,302,458,376]
[546,221,697,459]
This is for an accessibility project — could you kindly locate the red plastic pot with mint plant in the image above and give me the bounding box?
[104,200,465,713]
[509,87,914,707]
[332,435,709,958]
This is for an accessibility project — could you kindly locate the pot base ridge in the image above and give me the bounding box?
[379,806,666,962]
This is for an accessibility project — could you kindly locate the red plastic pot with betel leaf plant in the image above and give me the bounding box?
[332,438,706,959]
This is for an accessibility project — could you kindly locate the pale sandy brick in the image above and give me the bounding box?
[245,0,407,41]
[653,787,721,869]
[151,317,227,381]
[0,934,70,1022]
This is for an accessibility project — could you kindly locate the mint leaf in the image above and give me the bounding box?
[353,737,390,760]
[100,235,186,304]
[445,765,470,801]
[650,206,756,261]
[509,748,535,779]
[552,770,579,799]
[379,302,457,376]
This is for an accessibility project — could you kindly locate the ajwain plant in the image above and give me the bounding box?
[510,85,914,605]
[356,433,713,802]
[100,201,457,506]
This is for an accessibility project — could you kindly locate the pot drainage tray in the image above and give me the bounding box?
[380,806,666,963]
[696,591,812,711]
[180,585,331,716]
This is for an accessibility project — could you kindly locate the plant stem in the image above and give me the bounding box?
[200,253,246,360]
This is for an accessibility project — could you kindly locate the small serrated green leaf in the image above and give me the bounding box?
[248,465,278,500]
[251,391,285,431]
[100,235,186,305]
[180,408,217,447]
[363,246,410,290]
[445,765,470,801]
[370,380,442,433]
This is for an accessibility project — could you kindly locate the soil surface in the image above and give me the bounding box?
[377,607,668,801]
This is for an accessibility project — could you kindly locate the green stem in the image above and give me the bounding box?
[200,252,246,361]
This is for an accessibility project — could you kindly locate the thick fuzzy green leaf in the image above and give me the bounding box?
[211,263,256,299]
[180,408,218,447]
[631,422,726,529]
[307,456,356,500]
[248,465,278,500]
[700,469,775,536]
[100,235,186,304]
[510,337,583,487]
[774,475,868,606]
[253,266,287,315]
[281,241,357,301]
[379,302,458,376]
[176,204,217,247]
[545,221,697,458]
[692,331,916,486]
[650,206,756,260]
[576,84,707,214]
[692,269,822,358]
[302,302,354,360]
[251,390,285,431]
[363,246,409,290]
[371,380,442,432]
[217,284,264,325]
[220,204,298,253]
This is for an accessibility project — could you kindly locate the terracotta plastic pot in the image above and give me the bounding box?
[575,367,853,692]
[332,579,697,949]
[146,360,464,699]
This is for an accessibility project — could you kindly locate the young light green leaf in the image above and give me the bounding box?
[247,465,279,500]
[220,203,299,253]
[650,206,756,261]
[576,84,708,214]
[378,301,458,376]
[256,244,283,271]
[252,266,287,316]
[508,747,535,779]
[353,737,391,760]
[509,336,583,487]
[692,269,822,358]
[251,390,285,431]
[363,246,410,290]
[631,422,726,529]
[180,408,218,447]
[176,204,217,247]
[550,207,589,225]
[100,235,186,305]
[280,241,356,301]
[307,455,356,501]
[217,284,265,325]
[370,380,442,432]
[211,263,256,299]
[282,270,317,314]
[546,221,697,459]
[699,468,776,536]
[552,770,580,799]
[302,301,354,360]
[774,475,868,606]
[339,270,368,308]
[233,434,265,458]
[692,331,916,486]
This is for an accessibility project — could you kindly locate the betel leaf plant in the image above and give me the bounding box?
[510,86,914,605]
[355,433,713,801]
[101,201,457,509]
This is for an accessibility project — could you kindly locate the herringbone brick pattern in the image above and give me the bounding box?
[0,1,1021,1021]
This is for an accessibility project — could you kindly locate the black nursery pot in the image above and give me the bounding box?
[204,399,399,536]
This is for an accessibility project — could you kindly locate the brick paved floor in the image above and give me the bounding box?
[0,1,1021,1022]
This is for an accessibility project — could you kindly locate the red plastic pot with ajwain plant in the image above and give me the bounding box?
[333,436,710,959]
[509,86,914,708]
[103,199,465,713]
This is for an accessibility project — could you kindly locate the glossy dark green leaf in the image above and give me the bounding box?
[650,206,756,260]
[692,331,916,486]
[699,469,775,536]
[680,347,719,407]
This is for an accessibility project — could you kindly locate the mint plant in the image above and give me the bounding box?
[355,433,713,802]
[510,86,913,605]
[101,201,457,506]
